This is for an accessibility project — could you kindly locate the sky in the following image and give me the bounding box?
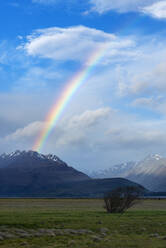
[1,0,166,171]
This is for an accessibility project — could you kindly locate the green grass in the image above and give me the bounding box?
[0,199,166,247]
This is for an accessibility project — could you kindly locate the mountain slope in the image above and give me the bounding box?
[52,178,146,198]
[0,150,90,194]
[0,150,145,197]
[88,154,166,192]
[126,154,166,191]
[89,161,136,178]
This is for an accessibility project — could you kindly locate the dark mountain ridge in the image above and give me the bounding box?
[0,150,146,197]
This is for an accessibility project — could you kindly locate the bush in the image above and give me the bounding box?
[104,186,141,213]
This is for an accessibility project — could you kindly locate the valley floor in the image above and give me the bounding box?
[0,199,166,247]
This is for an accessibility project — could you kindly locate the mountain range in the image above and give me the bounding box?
[0,150,145,197]
[89,154,166,192]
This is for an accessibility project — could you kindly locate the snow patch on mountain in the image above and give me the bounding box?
[0,150,62,166]
[143,154,162,162]
[88,161,136,179]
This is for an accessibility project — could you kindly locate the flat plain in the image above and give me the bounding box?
[0,198,166,248]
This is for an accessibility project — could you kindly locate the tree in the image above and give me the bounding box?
[104,186,142,213]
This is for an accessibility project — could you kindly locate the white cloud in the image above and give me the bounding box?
[67,108,111,128]
[131,96,166,116]
[113,38,166,98]
[142,1,166,19]
[31,0,166,19]
[89,0,144,13]
[129,62,166,95]
[52,111,166,169]
[5,121,44,141]
[132,97,154,107]
[48,108,112,148]
[106,123,166,149]
[13,66,62,92]
[0,121,44,154]
[10,107,163,153]
[89,0,166,19]
[23,26,135,63]
[4,108,111,143]
[3,105,166,170]
[0,93,50,124]
[23,26,166,119]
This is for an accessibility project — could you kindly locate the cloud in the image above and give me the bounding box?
[3,108,112,152]
[89,0,144,13]
[0,121,44,154]
[129,62,166,95]
[5,121,44,141]
[131,96,166,116]
[132,97,155,108]
[49,111,166,169]
[13,66,62,92]
[89,0,166,19]
[0,90,59,142]
[23,26,134,63]
[2,104,166,170]
[56,108,111,146]
[113,38,166,98]
[67,108,111,128]
[142,1,166,19]
[31,0,166,19]
[105,123,166,150]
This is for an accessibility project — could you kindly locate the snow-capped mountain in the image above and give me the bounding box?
[88,154,166,191]
[126,154,164,177]
[0,150,90,182]
[89,161,136,179]
[0,150,68,169]
[0,150,145,197]
[126,154,166,191]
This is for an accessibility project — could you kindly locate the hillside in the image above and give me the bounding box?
[88,154,166,192]
[89,161,136,179]
[0,150,145,197]
[126,154,166,191]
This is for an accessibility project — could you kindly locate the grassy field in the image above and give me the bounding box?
[0,199,166,247]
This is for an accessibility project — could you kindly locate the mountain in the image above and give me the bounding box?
[89,161,136,179]
[126,154,166,192]
[88,154,166,192]
[0,150,90,184]
[0,150,145,197]
[49,178,146,198]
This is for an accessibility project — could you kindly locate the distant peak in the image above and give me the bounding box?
[144,154,162,161]
[0,150,61,164]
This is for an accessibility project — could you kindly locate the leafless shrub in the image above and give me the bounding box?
[104,186,142,213]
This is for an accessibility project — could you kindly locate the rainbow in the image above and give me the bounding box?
[33,44,108,152]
